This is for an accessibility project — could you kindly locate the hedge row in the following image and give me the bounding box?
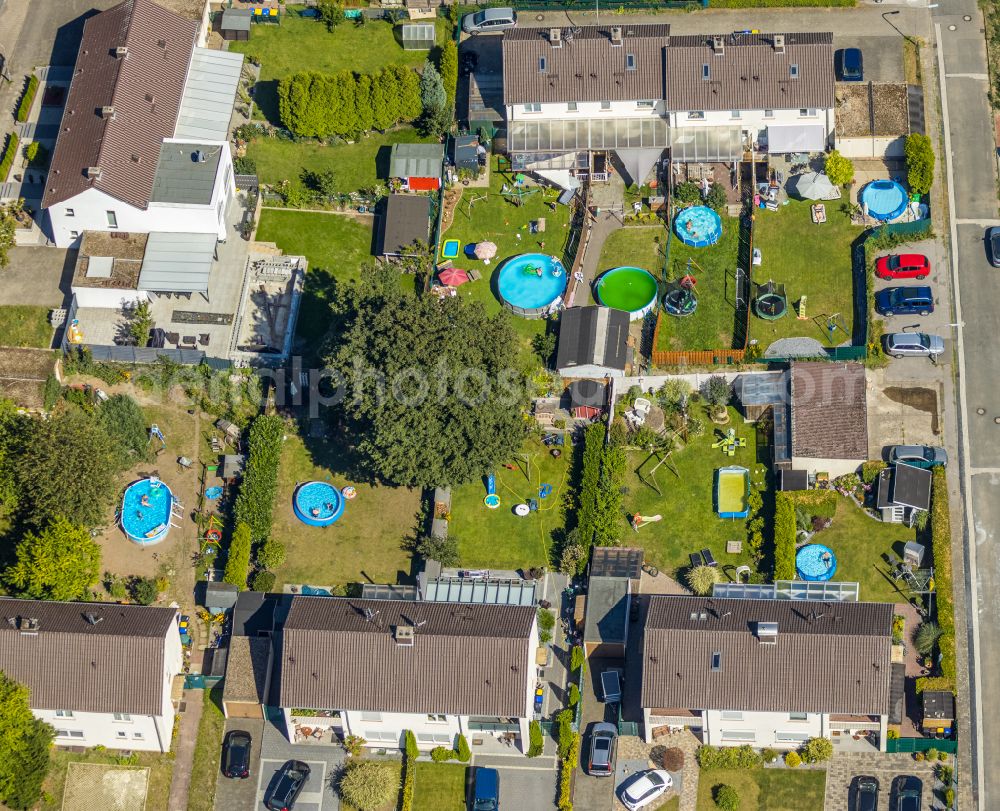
[233,415,285,544]
[773,493,797,580]
[930,468,956,685]
[710,0,853,6]
[223,522,253,590]
[696,744,762,770]
[558,734,579,811]
[0,133,19,183]
[15,75,38,123]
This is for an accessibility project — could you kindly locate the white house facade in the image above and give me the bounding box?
[277,597,538,754]
[639,596,893,752]
[0,598,183,753]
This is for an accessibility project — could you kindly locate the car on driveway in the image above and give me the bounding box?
[888,445,948,468]
[875,253,930,280]
[472,767,500,811]
[850,775,879,811]
[222,730,252,779]
[875,286,934,317]
[883,331,945,359]
[462,8,517,35]
[619,770,673,810]
[835,47,864,81]
[265,760,310,811]
[987,226,1000,267]
[890,776,922,811]
[587,722,617,776]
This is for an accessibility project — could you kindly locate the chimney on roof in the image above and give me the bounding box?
[85,166,102,180]
[100,105,115,121]
[610,26,623,47]
[115,46,128,59]
[84,612,103,626]
[393,625,415,646]
[18,617,40,634]
[549,28,562,48]
[755,621,778,645]
[712,35,725,56]
[193,150,207,164]
[773,34,785,54]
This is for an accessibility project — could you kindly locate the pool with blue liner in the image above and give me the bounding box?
[121,478,173,545]
[796,543,838,581]
[496,253,567,318]
[674,206,722,247]
[294,481,345,527]
[860,180,908,221]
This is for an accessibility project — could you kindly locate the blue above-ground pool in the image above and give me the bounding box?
[860,180,908,221]
[796,543,838,581]
[674,206,722,247]
[121,478,173,545]
[294,481,345,527]
[496,253,567,317]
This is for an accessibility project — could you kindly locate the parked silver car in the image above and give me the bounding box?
[883,332,944,359]
[587,723,617,776]
[888,445,948,469]
[462,7,517,35]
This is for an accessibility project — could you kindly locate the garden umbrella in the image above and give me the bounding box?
[438,267,470,287]
[788,172,835,201]
[474,241,498,260]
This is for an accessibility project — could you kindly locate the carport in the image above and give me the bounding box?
[137,231,217,299]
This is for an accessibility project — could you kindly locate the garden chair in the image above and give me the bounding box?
[701,548,718,568]
[689,552,703,569]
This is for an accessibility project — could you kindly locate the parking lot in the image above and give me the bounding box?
[823,751,942,811]
[473,754,560,810]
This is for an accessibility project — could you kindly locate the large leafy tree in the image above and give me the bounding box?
[12,409,117,528]
[5,516,101,601]
[326,286,526,487]
[0,673,54,810]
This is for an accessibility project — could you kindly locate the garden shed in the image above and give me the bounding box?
[376,194,431,258]
[583,575,631,658]
[389,142,444,191]
[400,23,435,51]
[220,8,252,41]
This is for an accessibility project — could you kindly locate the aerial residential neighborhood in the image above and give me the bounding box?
[0,0,995,809]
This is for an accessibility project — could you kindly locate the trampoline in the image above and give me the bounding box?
[674,206,722,247]
[496,253,566,318]
[441,239,461,259]
[796,543,838,581]
[860,180,908,221]
[595,266,659,320]
[664,286,698,317]
[753,281,788,320]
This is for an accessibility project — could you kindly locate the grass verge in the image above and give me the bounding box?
[42,749,174,811]
[695,767,826,810]
[0,305,53,348]
[186,687,226,811]
[411,762,468,811]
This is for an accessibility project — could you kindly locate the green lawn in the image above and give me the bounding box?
[247,127,436,196]
[186,687,226,811]
[442,168,571,354]
[696,768,827,811]
[655,216,744,352]
[230,10,448,124]
[623,406,764,577]
[412,762,468,811]
[750,199,861,349]
[596,226,667,289]
[41,749,174,811]
[255,209,375,346]
[0,304,53,347]
[448,436,571,570]
[792,493,917,604]
[271,427,421,588]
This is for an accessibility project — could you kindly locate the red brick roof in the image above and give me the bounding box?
[42,0,198,210]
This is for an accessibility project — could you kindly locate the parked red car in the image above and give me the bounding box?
[875,254,930,280]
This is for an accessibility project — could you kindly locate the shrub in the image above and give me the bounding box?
[930,469,955,685]
[653,747,684,771]
[705,182,728,212]
[774,493,797,580]
[233,155,257,175]
[223,523,253,589]
[784,751,801,768]
[404,730,419,761]
[0,134,21,188]
[824,150,854,187]
[701,375,732,407]
[131,577,158,605]
[687,564,721,596]
[338,760,399,810]
[905,133,935,196]
[455,733,471,763]
[939,751,949,761]
[537,607,556,644]
[568,684,580,707]
[914,751,925,762]
[342,734,365,757]
[416,534,459,567]
[713,784,740,811]
[938,764,953,783]
[256,539,286,570]
[250,570,276,592]
[945,788,955,807]
[233,415,285,544]
[674,181,702,205]
[527,720,544,757]
[15,75,38,123]
[925,747,938,761]
[914,621,942,655]
[571,646,586,673]
[557,709,574,759]
[762,748,778,764]
[430,746,454,762]
[400,755,415,811]
[861,460,887,484]
[696,745,762,770]
[801,737,833,763]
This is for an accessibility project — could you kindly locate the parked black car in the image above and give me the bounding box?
[850,775,879,811]
[987,225,1000,267]
[222,730,252,779]
[835,47,864,81]
[890,775,922,811]
[265,760,311,811]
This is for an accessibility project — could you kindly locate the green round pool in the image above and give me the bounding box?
[595,266,659,320]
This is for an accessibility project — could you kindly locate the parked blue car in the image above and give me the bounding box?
[835,48,864,81]
[875,286,934,317]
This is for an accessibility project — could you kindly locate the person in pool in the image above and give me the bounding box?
[685,219,694,232]
[140,494,150,507]
[324,502,334,512]
[311,507,320,517]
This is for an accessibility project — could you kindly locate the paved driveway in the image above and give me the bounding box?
[473,755,559,811]
[832,35,904,84]
[823,751,941,811]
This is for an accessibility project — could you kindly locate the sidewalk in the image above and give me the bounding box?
[167,689,205,811]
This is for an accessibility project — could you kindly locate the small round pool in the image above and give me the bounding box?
[121,478,173,545]
[860,180,908,221]
[595,266,659,320]
[293,481,345,527]
[796,543,838,581]
[674,206,722,247]
[496,253,567,318]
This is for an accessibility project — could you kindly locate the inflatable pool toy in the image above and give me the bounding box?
[539,483,553,499]
[514,503,530,517]
[342,486,357,500]
[484,494,500,509]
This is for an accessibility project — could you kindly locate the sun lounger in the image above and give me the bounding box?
[701,548,718,568]
[689,552,703,569]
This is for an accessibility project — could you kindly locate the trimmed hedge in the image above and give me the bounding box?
[558,734,579,811]
[400,755,415,811]
[774,493,797,580]
[696,745,762,770]
[15,75,38,123]
[710,0,853,6]
[0,133,19,183]
[527,720,543,757]
[930,468,956,685]
[224,523,253,589]
[234,415,285,544]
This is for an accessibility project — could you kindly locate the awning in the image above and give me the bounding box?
[766,124,826,154]
[174,48,245,142]
[669,126,743,163]
[137,232,217,294]
[614,148,664,187]
[509,117,670,152]
[534,170,581,191]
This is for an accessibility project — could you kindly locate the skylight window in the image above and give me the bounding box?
[626,53,636,71]
[702,64,710,80]
[539,56,547,73]
[711,652,722,671]
[790,64,799,78]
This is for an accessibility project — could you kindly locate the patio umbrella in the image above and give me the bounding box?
[473,241,498,260]
[789,172,835,201]
[438,267,470,287]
